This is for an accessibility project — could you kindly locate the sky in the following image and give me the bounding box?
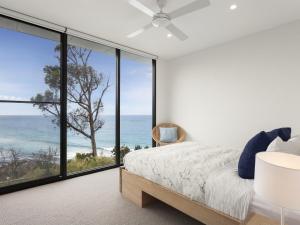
[0,27,152,116]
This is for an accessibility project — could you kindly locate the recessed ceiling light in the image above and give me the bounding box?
[167,33,173,38]
[230,4,237,10]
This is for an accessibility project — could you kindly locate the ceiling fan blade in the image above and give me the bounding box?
[128,0,155,17]
[127,23,153,38]
[165,23,188,41]
[169,0,210,19]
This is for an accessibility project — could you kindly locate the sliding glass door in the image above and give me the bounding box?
[66,36,116,174]
[0,17,61,187]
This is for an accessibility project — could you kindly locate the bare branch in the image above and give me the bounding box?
[93,78,110,122]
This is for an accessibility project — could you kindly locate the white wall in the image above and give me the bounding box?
[156,59,170,123]
[159,20,300,148]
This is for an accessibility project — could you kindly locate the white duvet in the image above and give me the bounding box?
[124,141,254,220]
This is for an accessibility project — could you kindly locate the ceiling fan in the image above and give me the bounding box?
[127,0,210,41]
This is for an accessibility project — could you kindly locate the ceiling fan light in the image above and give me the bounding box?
[152,13,170,28]
[167,33,173,38]
[230,4,237,10]
[152,18,170,28]
[152,21,160,28]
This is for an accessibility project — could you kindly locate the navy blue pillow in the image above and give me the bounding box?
[238,128,291,179]
[267,127,291,141]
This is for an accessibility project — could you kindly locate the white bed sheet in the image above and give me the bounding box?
[124,142,253,220]
[249,194,300,225]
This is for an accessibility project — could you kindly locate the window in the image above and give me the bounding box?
[0,17,61,188]
[0,15,156,193]
[120,51,153,161]
[66,36,116,174]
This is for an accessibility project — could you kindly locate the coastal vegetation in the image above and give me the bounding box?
[67,153,114,173]
[0,144,150,187]
[0,147,59,188]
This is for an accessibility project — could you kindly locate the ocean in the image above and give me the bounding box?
[0,115,152,159]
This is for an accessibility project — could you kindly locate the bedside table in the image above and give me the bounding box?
[246,213,280,225]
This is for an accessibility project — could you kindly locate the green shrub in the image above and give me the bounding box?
[134,145,142,150]
[111,145,130,162]
[67,155,114,173]
[75,152,94,160]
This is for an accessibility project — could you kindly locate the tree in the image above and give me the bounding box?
[32,147,58,176]
[7,148,21,179]
[0,148,7,166]
[134,145,142,150]
[111,145,130,162]
[32,46,110,157]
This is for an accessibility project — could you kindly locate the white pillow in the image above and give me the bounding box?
[267,136,300,155]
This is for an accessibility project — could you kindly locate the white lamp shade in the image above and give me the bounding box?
[254,152,300,210]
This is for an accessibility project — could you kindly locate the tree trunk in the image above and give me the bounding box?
[88,103,97,157]
[90,130,97,157]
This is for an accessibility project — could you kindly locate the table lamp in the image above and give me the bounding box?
[254,152,300,225]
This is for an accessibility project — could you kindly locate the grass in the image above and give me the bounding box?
[0,165,60,188]
[0,154,115,188]
[67,155,115,173]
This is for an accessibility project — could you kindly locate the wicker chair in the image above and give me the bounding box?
[152,123,186,146]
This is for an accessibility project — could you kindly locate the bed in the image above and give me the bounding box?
[120,142,300,225]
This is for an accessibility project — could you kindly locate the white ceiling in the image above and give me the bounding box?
[0,0,300,59]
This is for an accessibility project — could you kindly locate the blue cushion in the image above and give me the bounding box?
[238,128,291,179]
[159,127,178,143]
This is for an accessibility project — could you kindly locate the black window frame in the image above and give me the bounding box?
[0,14,156,195]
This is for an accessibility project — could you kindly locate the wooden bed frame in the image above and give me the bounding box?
[119,167,280,225]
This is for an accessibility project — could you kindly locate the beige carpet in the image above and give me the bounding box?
[0,168,203,225]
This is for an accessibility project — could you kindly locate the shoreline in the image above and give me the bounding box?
[0,145,144,163]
